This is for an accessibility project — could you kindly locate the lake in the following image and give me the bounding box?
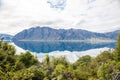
[13,41,116,62]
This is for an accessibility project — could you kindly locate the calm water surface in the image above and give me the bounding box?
[14,41,116,53]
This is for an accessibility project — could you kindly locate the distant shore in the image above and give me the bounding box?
[18,38,116,43]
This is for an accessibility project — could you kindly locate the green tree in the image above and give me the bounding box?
[95,50,113,64]
[19,51,38,67]
[52,64,66,80]
[51,56,69,68]
[43,54,50,66]
[114,34,120,61]
[97,63,111,80]
[75,55,91,66]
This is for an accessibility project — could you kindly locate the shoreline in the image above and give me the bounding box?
[17,39,116,43]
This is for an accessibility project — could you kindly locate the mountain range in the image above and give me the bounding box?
[0,34,13,42]
[12,26,120,41]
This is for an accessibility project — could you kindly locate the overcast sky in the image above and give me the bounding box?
[0,0,120,35]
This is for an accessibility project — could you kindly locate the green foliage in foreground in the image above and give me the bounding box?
[0,35,120,80]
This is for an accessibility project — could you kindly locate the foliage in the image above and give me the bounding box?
[114,34,120,61]
[1,34,120,80]
[19,51,38,67]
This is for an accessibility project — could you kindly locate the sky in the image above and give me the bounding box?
[0,0,120,35]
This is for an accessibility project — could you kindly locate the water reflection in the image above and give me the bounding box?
[14,41,116,53]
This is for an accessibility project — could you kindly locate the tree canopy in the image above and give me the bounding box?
[0,35,120,80]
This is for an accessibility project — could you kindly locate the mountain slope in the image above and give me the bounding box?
[13,26,119,41]
[0,34,13,41]
[105,30,120,39]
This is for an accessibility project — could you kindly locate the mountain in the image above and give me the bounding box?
[105,30,120,39]
[12,26,120,41]
[0,34,13,42]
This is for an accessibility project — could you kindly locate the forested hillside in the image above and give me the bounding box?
[1,35,120,80]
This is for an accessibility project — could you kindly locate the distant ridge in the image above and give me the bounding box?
[0,34,13,41]
[12,26,120,41]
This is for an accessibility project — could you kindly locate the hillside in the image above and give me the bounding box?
[0,34,13,42]
[13,26,119,41]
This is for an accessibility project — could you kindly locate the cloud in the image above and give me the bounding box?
[0,0,1,6]
[47,0,66,10]
[88,0,96,3]
[0,0,120,35]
